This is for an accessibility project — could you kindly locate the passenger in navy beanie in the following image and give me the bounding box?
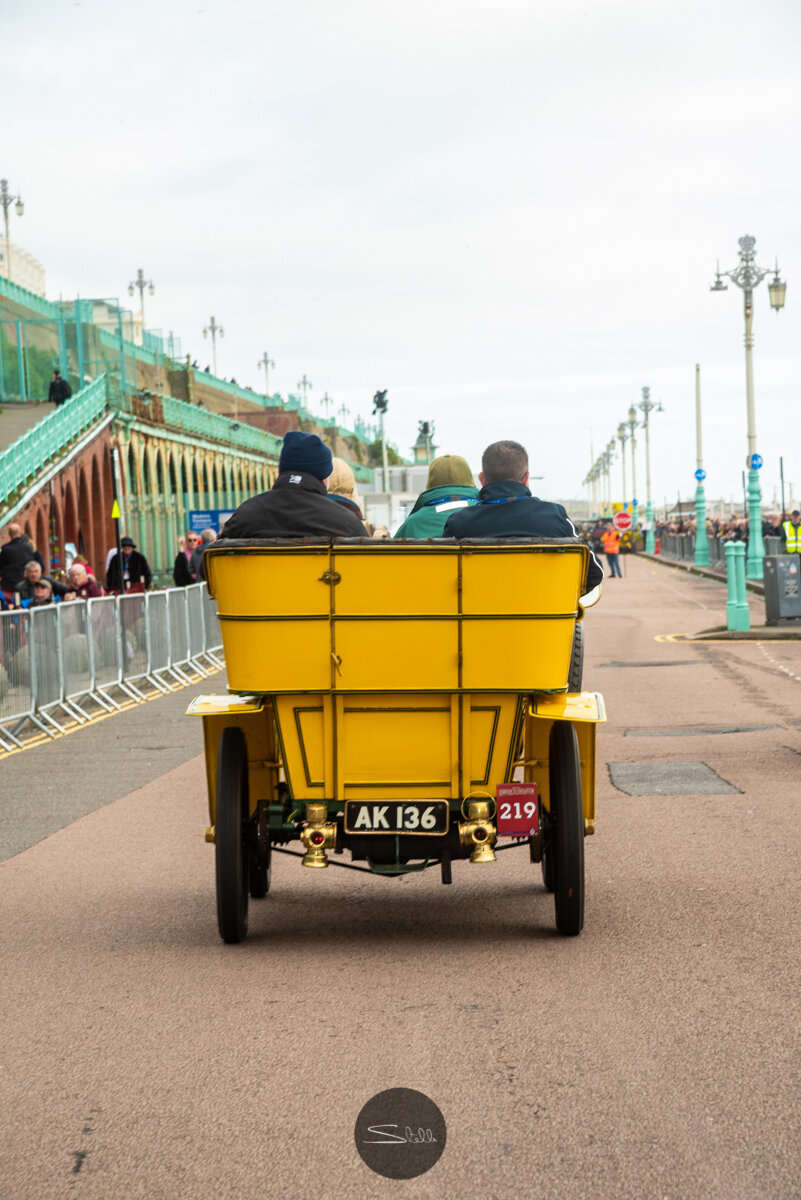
[278,431,333,481]
[218,428,364,540]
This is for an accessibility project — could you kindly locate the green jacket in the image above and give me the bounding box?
[394,484,479,538]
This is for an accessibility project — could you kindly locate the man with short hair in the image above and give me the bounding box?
[190,529,216,580]
[174,531,200,586]
[444,439,604,591]
[220,431,366,539]
[781,510,801,555]
[16,560,68,602]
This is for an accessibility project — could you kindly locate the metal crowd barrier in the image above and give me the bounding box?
[659,532,781,568]
[0,582,222,750]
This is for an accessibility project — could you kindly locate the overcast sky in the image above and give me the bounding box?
[5,0,801,508]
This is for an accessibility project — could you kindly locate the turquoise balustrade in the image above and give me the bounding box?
[127,392,285,459]
[0,375,109,505]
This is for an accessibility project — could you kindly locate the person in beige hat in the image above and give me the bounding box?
[394,455,478,538]
[327,457,374,535]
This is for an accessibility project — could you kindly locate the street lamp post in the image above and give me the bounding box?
[297,374,313,406]
[257,351,275,395]
[373,390,389,491]
[203,316,224,376]
[617,422,628,511]
[128,268,154,327]
[0,178,24,284]
[638,386,662,552]
[694,363,710,567]
[711,234,787,579]
[627,405,639,529]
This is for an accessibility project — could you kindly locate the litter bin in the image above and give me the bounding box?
[763,556,801,624]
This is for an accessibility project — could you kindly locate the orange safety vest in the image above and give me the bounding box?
[602,530,620,555]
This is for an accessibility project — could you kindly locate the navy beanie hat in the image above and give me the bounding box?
[278,431,333,480]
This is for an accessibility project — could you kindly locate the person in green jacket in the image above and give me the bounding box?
[394,455,478,538]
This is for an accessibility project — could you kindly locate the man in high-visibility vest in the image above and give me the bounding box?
[781,509,801,554]
[602,521,622,577]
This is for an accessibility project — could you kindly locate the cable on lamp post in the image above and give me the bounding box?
[0,178,24,284]
[617,422,628,512]
[711,234,787,580]
[203,316,224,376]
[638,387,663,553]
[693,363,710,567]
[128,268,154,327]
[257,351,275,395]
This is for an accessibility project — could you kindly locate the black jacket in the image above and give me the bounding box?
[0,537,34,591]
[49,377,72,405]
[221,473,366,539]
[444,480,604,591]
[106,549,152,591]
[173,551,195,587]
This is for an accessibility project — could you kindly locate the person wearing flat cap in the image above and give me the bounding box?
[106,536,153,593]
[220,431,366,539]
[394,455,479,538]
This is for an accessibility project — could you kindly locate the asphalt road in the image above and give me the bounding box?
[2,555,800,1200]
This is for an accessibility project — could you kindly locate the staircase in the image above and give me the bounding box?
[0,402,48,452]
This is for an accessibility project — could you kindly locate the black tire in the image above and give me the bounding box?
[541,847,555,892]
[549,721,585,936]
[215,726,250,943]
[568,623,584,692]
[249,842,271,899]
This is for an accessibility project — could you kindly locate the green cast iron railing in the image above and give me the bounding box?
[0,375,109,505]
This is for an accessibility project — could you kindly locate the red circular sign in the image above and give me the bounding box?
[612,511,633,531]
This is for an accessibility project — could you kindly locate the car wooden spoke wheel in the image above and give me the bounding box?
[549,720,585,936]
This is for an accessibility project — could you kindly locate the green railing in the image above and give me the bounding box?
[0,274,63,321]
[0,375,109,505]
[125,392,285,459]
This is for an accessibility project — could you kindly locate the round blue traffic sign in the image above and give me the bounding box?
[695,468,706,482]
[750,453,763,470]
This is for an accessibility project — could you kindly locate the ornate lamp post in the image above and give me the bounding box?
[627,404,639,529]
[297,374,313,406]
[203,316,224,376]
[0,178,24,284]
[128,268,154,326]
[373,389,390,491]
[693,363,710,567]
[257,351,275,394]
[711,234,787,579]
[638,387,662,552]
[617,422,628,511]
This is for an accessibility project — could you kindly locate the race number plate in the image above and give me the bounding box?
[496,783,539,836]
[345,801,449,835]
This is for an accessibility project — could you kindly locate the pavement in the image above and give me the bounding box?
[2,554,800,1199]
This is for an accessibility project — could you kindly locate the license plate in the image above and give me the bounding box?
[496,783,539,836]
[345,801,449,835]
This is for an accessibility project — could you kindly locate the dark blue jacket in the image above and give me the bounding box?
[444,480,604,591]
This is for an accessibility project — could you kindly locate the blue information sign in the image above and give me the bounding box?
[631,498,638,506]
[695,468,706,482]
[750,453,763,470]
[189,509,235,534]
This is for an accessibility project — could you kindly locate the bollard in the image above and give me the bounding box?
[725,542,750,632]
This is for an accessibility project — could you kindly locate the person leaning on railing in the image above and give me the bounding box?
[63,564,104,601]
[106,537,153,595]
[781,509,801,554]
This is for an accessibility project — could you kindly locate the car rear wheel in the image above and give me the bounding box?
[215,726,250,943]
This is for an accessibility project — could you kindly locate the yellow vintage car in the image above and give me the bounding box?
[188,537,605,943]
